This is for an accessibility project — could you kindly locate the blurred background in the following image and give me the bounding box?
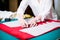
[0,0,60,40]
[0,0,34,16]
[54,0,60,19]
[0,0,60,19]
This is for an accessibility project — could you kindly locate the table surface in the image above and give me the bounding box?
[0,19,60,40]
[0,28,60,40]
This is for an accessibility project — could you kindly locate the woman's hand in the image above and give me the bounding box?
[28,17,37,27]
[18,19,28,28]
[28,15,45,27]
[17,14,28,28]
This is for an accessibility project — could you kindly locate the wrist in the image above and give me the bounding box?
[35,16,41,20]
[34,16,41,22]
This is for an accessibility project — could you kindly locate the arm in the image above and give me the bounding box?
[35,0,52,21]
[16,0,28,20]
[16,0,28,27]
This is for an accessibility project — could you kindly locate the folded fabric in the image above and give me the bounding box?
[0,19,60,40]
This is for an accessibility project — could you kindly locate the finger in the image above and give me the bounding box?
[25,21,28,27]
[22,24,28,28]
[31,24,35,27]
[33,23,37,27]
[41,16,46,21]
[25,23,28,28]
[29,24,32,27]
[20,22,27,28]
[36,18,41,22]
[22,20,28,28]
[29,23,34,27]
[30,22,36,27]
[41,18,44,21]
[35,23,37,26]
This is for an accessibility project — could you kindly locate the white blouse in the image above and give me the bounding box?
[36,0,52,16]
[17,0,52,19]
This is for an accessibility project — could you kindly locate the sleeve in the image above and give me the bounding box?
[16,0,28,19]
[36,0,52,21]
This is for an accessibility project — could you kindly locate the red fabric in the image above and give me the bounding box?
[0,19,60,40]
[0,24,34,39]
[37,19,60,25]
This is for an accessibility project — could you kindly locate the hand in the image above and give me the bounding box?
[34,15,46,22]
[18,19,28,28]
[28,17,37,27]
[28,15,45,27]
[15,13,28,28]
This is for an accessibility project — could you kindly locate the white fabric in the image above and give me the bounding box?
[0,11,15,21]
[3,21,22,27]
[20,22,60,36]
[34,0,52,16]
[17,0,52,20]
